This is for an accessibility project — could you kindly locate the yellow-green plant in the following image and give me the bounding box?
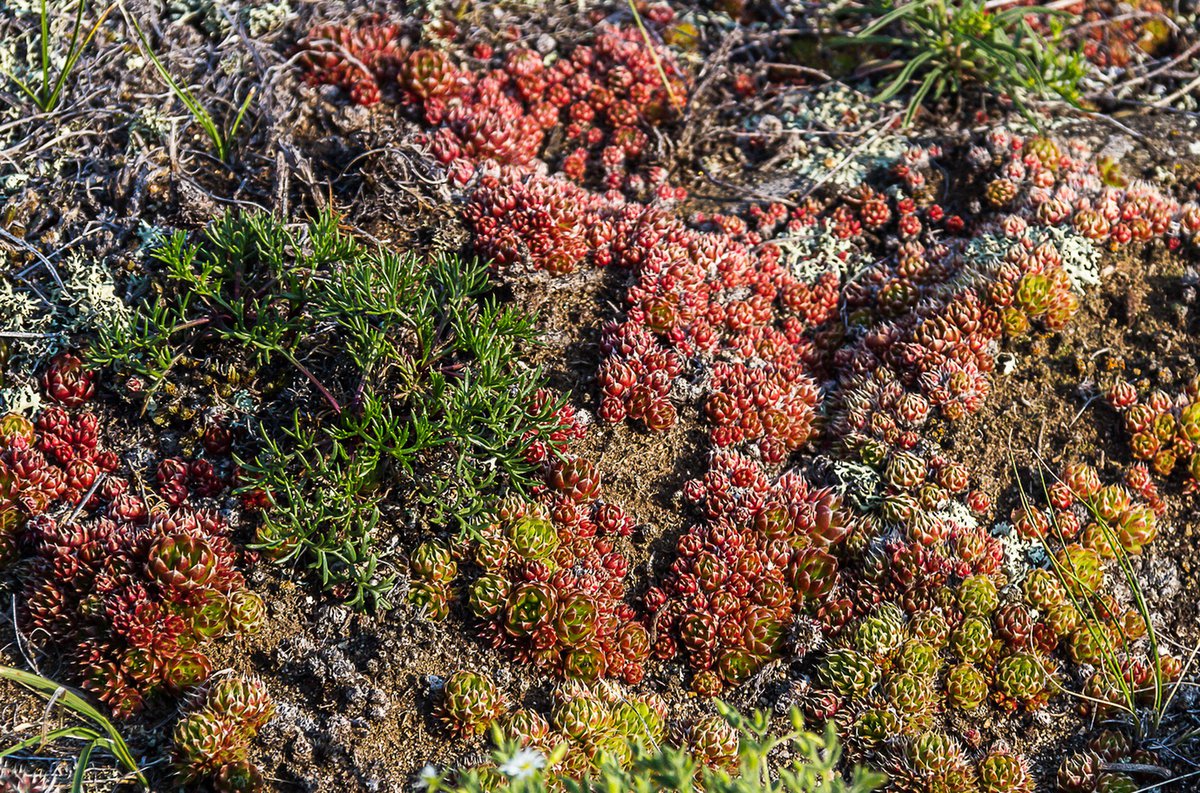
[422,701,884,793]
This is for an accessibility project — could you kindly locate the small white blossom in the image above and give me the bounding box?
[499,747,545,780]
[414,764,439,790]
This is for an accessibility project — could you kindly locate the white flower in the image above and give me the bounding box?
[499,747,546,780]
[414,764,439,790]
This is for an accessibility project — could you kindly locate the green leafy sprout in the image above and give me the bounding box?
[125,11,254,162]
[0,664,147,792]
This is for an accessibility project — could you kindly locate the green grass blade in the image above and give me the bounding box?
[1,726,102,758]
[70,739,98,793]
[39,0,50,102]
[875,49,936,102]
[4,70,46,108]
[828,33,910,48]
[0,665,147,787]
[47,0,88,106]
[857,0,932,38]
[47,1,116,110]
[127,14,226,159]
[225,85,256,150]
[902,67,941,126]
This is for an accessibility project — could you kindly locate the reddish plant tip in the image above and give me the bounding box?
[42,352,96,406]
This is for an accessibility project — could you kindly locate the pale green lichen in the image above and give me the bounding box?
[766,84,908,191]
[0,0,43,17]
[937,499,979,532]
[0,253,130,412]
[165,0,225,35]
[58,253,133,329]
[0,172,31,194]
[773,218,867,285]
[0,383,41,413]
[827,459,883,512]
[990,520,1047,585]
[242,0,290,36]
[137,220,168,250]
[0,277,52,412]
[0,2,68,84]
[131,107,172,142]
[963,224,1101,293]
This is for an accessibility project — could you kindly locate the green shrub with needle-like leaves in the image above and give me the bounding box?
[91,211,565,609]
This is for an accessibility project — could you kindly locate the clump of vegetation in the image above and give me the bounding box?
[1,367,262,717]
[0,665,146,790]
[1106,377,1200,492]
[127,13,255,163]
[436,670,507,738]
[91,211,565,609]
[423,701,885,793]
[833,0,1088,123]
[6,0,1200,788]
[173,673,274,791]
[2,0,114,112]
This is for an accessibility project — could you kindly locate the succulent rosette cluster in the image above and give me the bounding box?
[467,169,844,440]
[40,352,95,406]
[499,680,667,777]
[1016,460,1162,557]
[972,129,1190,249]
[789,458,1175,776]
[297,13,1200,786]
[436,670,506,738]
[298,17,689,191]
[294,18,406,105]
[468,457,647,684]
[818,595,1053,749]
[1,358,262,718]
[1058,728,1162,793]
[402,382,646,685]
[883,732,1034,793]
[1106,377,1200,493]
[645,452,851,694]
[1023,0,1172,69]
[407,538,458,620]
[173,674,274,791]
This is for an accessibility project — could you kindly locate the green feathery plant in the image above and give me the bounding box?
[427,702,885,793]
[125,13,253,162]
[0,665,147,792]
[91,210,563,610]
[832,0,1088,125]
[2,0,115,112]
